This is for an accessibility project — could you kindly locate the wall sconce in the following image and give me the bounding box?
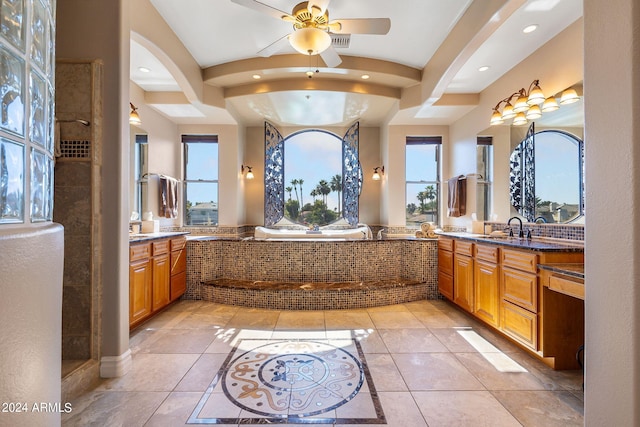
[372,166,384,181]
[241,164,254,180]
[490,80,580,126]
[129,102,141,125]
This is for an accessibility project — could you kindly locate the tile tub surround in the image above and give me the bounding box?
[185,238,439,309]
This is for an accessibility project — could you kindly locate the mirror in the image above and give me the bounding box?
[129,125,148,217]
[477,84,584,224]
[509,127,584,223]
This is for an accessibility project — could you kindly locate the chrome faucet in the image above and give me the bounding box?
[507,216,524,238]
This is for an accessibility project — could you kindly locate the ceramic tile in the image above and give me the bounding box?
[324,310,375,330]
[454,351,548,390]
[174,353,228,392]
[144,392,203,426]
[134,328,216,354]
[392,353,485,391]
[363,354,408,391]
[368,311,424,329]
[67,300,584,425]
[412,390,522,426]
[94,353,199,392]
[378,328,449,353]
[275,310,326,329]
[62,391,167,426]
[492,390,584,426]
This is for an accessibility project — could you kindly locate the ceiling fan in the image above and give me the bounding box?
[231,0,391,67]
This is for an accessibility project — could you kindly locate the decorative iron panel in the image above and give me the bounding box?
[341,121,361,226]
[509,144,523,213]
[522,122,536,221]
[264,122,284,226]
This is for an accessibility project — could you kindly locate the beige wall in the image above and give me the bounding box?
[584,0,640,424]
[449,19,584,226]
[129,82,180,227]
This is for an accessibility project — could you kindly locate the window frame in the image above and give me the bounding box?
[405,136,442,227]
[476,136,493,221]
[133,134,148,216]
[182,134,219,227]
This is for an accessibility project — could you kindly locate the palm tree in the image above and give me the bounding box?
[424,185,436,211]
[286,186,293,201]
[290,179,299,205]
[310,188,318,202]
[318,179,331,205]
[298,179,304,208]
[330,174,342,214]
[417,191,427,214]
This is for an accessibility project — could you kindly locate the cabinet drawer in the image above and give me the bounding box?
[171,236,186,251]
[438,249,454,276]
[502,249,537,273]
[549,274,584,300]
[475,244,499,263]
[130,243,151,262]
[501,301,538,350]
[152,239,170,256]
[455,240,474,256]
[438,237,454,252]
[503,267,537,311]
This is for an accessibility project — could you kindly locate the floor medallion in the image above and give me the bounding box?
[188,338,385,424]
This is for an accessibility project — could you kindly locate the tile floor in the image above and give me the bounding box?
[62,299,584,426]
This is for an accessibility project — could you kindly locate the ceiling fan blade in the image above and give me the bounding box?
[307,0,331,15]
[320,45,342,68]
[329,18,391,35]
[257,34,291,57]
[230,0,294,22]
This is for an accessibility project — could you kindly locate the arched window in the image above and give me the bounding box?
[264,122,361,227]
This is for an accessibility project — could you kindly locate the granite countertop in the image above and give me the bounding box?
[129,231,190,243]
[438,232,584,252]
[538,263,585,279]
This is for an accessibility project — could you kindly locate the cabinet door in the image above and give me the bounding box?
[502,267,537,312]
[130,258,152,326]
[454,254,474,312]
[474,260,500,327]
[152,253,171,311]
[438,271,454,300]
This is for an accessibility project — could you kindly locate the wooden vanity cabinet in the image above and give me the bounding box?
[453,240,474,312]
[474,244,500,328]
[129,235,187,329]
[437,238,454,300]
[438,235,584,369]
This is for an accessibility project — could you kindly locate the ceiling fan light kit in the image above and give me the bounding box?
[232,0,390,68]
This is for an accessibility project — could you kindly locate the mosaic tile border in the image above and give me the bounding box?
[188,337,386,425]
[200,281,430,310]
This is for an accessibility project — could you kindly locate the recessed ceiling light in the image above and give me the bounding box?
[252,74,261,79]
[478,66,490,72]
[138,66,150,73]
[361,74,370,80]
[523,24,538,34]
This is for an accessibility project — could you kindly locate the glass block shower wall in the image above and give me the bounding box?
[0,0,56,224]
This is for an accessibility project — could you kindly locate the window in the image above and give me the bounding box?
[283,130,342,226]
[264,122,361,227]
[406,136,442,226]
[183,135,218,226]
[476,136,493,221]
[133,134,148,215]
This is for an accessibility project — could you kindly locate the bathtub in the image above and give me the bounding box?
[254,224,372,240]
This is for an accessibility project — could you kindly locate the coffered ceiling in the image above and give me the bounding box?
[130,0,583,127]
